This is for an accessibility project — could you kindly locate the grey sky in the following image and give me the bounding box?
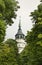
[5,0,40,40]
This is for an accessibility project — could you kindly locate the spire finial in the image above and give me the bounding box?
[19,16,21,29]
[19,16,21,22]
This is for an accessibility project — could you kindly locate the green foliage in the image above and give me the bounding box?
[20,43,42,65]
[0,0,20,25]
[20,1,42,65]
[0,1,20,64]
[30,3,42,23]
[0,43,10,65]
[38,34,42,38]
[5,39,18,54]
[0,0,20,42]
[0,39,19,65]
[0,20,6,43]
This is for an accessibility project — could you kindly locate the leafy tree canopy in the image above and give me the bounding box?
[20,1,42,65]
[0,20,6,43]
[0,39,20,65]
[0,0,20,43]
[0,0,20,25]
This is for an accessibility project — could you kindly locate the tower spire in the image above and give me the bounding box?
[15,16,25,39]
[19,16,21,30]
[15,16,26,53]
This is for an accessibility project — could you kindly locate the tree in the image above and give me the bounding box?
[0,0,20,42]
[0,43,10,65]
[0,20,6,43]
[0,0,20,25]
[20,1,42,65]
[0,39,20,65]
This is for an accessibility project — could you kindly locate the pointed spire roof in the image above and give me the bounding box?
[19,19,21,30]
[15,17,25,39]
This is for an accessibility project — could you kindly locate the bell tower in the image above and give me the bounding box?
[15,18,26,53]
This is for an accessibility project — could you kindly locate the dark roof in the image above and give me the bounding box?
[15,22,25,39]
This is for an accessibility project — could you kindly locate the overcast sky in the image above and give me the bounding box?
[5,0,40,40]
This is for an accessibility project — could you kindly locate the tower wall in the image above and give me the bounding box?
[16,39,26,53]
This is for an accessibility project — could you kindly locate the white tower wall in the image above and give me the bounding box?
[16,39,26,53]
